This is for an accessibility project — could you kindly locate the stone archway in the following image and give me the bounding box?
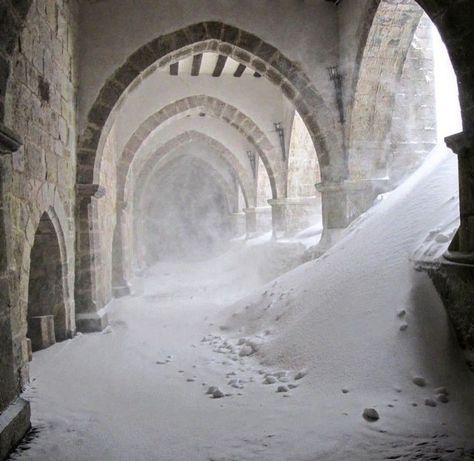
[77,22,343,188]
[354,0,473,132]
[116,95,281,201]
[348,0,424,180]
[134,152,238,267]
[347,0,474,258]
[115,130,254,285]
[136,150,240,217]
[127,130,255,209]
[27,210,68,351]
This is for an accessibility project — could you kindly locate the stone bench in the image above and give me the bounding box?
[28,315,56,352]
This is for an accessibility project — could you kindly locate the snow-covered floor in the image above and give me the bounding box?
[13,149,474,461]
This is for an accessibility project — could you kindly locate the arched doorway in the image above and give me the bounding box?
[27,212,67,352]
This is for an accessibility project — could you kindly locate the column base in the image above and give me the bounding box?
[304,228,345,260]
[75,310,109,333]
[0,398,31,460]
[112,285,130,298]
[243,208,257,237]
[228,212,246,238]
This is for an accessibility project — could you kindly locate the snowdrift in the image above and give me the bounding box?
[219,148,474,411]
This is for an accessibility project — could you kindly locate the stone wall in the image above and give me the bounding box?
[389,14,437,184]
[2,0,77,397]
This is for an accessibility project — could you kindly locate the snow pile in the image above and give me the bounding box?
[15,148,474,461]
[135,235,308,305]
[219,147,474,409]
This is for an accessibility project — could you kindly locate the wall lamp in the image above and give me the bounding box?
[274,122,286,161]
[328,66,345,125]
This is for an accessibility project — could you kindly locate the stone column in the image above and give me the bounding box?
[315,179,388,249]
[267,199,287,239]
[314,182,348,249]
[268,198,319,238]
[445,132,474,263]
[112,201,130,298]
[243,207,257,237]
[228,211,246,237]
[255,206,273,234]
[0,123,31,459]
[75,183,108,332]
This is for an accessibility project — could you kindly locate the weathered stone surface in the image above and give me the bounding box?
[0,399,31,461]
[420,260,474,362]
[0,2,77,451]
[28,315,56,351]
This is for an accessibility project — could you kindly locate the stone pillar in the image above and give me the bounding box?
[75,184,109,332]
[268,198,319,238]
[0,123,31,459]
[112,202,130,298]
[243,208,257,237]
[445,132,474,263]
[228,212,246,237]
[267,199,287,239]
[255,206,273,234]
[316,179,389,249]
[314,183,349,249]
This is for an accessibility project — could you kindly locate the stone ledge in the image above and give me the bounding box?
[445,131,474,156]
[0,398,31,461]
[315,178,389,194]
[267,197,318,207]
[76,184,106,199]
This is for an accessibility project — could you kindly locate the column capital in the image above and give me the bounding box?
[445,131,474,157]
[315,181,343,193]
[315,178,389,194]
[77,184,106,200]
[268,197,318,207]
[267,198,288,207]
[0,124,22,154]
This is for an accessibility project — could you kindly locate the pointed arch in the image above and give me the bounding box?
[348,0,425,179]
[116,95,280,200]
[127,130,255,209]
[77,21,343,188]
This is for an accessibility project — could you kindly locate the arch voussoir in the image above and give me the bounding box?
[114,95,283,201]
[80,22,340,189]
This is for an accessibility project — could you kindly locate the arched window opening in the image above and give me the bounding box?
[27,213,66,352]
[285,110,322,235]
[349,1,462,203]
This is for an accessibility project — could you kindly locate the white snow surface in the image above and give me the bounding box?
[14,148,474,461]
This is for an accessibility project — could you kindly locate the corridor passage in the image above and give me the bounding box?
[12,152,474,461]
